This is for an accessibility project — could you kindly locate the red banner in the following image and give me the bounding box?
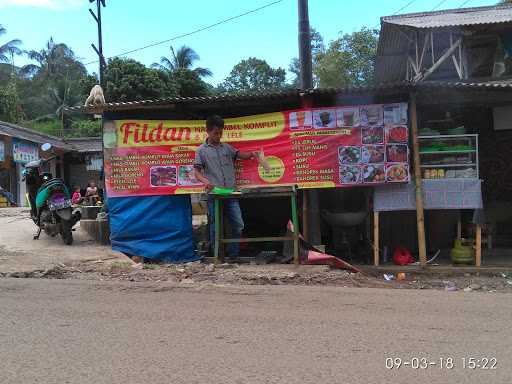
[103,103,409,197]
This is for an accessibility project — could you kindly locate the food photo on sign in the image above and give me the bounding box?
[313,109,337,129]
[289,110,312,129]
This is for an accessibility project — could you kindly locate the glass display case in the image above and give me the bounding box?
[418,134,479,179]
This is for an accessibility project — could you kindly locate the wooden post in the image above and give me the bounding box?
[302,190,308,241]
[410,93,427,266]
[457,212,462,240]
[373,211,380,266]
[291,190,300,265]
[214,199,221,264]
[475,224,482,267]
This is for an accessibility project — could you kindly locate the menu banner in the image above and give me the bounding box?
[104,103,409,197]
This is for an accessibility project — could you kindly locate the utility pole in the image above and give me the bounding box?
[298,0,321,245]
[89,0,106,88]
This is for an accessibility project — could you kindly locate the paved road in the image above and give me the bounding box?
[0,208,120,274]
[1,278,510,384]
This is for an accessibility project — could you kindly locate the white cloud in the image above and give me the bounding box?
[0,0,84,10]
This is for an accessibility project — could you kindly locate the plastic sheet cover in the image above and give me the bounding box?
[108,195,198,263]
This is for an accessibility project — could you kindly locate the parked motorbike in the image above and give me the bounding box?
[23,143,81,245]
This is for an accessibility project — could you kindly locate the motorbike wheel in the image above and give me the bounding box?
[61,221,73,245]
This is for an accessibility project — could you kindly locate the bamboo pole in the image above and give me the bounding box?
[410,93,427,265]
[373,211,380,266]
[475,224,482,267]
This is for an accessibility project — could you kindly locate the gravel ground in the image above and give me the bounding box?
[1,278,510,384]
[3,259,512,294]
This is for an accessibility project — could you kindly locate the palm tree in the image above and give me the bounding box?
[0,24,22,63]
[152,45,212,78]
[23,37,80,78]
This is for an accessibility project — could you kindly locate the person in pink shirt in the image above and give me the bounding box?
[71,186,82,205]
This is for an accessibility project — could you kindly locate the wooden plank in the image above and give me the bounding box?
[373,211,380,266]
[415,38,461,82]
[410,93,427,265]
[476,224,482,267]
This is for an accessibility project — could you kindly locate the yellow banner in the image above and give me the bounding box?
[115,112,285,148]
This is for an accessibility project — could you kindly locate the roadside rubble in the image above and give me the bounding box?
[2,260,512,292]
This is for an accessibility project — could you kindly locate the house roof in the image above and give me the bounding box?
[0,120,101,153]
[0,120,71,149]
[64,137,102,153]
[381,4,512,29]
[65,89,301,113]
[64,80,512,114]
[376,5,512,83]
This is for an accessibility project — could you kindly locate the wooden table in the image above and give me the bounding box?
[212,186,300,264]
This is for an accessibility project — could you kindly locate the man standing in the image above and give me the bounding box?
[194,115,257,259]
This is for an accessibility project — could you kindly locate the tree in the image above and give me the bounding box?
[20,38,89,119]
[152,45,212,78]
[152,45,212,97]
[314,27,378,88]
[104,57,179,102]
[219,57,287,93]
[288,28,325,87]
[0,24,22,64]
[0,73,22,123]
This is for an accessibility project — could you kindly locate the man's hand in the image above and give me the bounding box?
[205,183,215,192]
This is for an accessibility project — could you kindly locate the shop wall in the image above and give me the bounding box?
[0,135,17,200]
[67,162,101,191]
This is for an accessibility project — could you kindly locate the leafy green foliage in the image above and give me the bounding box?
[23,118,61,136]
[315,28,378,88]
[0,74,22,123]
[68,119,101,137]
[219,57,287,93]
[0,24,22,63]
[289,28,325,87]
[152,45,212,78]
[104,57,179,102]
[152,45,212,97]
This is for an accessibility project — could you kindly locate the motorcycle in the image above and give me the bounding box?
[23,143,81,245]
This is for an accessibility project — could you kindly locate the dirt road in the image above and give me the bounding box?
[1,278,510,384]
[0,208,119,274]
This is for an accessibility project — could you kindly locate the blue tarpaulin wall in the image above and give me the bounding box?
[108,195,198,263]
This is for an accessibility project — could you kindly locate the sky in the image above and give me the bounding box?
[0,0,497,85]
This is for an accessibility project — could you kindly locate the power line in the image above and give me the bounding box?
[392,0,418,15]
[84,0,284,66]
[458,0,472,8]
[373,0,418,29]
[431,0,449,11]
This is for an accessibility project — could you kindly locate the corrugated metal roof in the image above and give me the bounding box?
[66,81,512,113]
[64,137,102,153]
[382,4,512,29]
[0,120,101,153]
[0,120,70,149]
[65,89,300,113]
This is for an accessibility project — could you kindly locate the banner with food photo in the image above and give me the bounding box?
[103,102,409,197]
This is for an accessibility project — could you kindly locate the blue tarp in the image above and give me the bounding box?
[108,195,198,263]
